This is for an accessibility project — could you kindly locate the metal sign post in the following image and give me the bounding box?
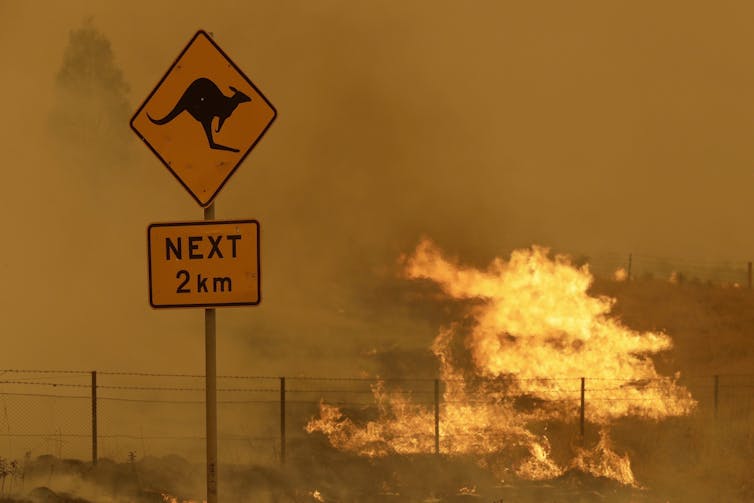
[132,30,276,502]
[205,203,218,503]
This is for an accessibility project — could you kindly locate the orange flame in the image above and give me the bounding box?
[306,239,696,485]
[161,494,205,503]
[571,428,638,487]
[613,267,628,281]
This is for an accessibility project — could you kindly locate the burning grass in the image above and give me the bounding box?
[307,239,697,487]
[1,241,753,501]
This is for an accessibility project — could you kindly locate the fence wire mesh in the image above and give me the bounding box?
[0,370,751,468]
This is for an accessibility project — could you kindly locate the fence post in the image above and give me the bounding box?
[434,379,440,455]
[748,262,752,290]
[627,253,632,281]
[91,371,97,466]
[713,374,719,420]
[280,377,286,465]
[580,377,585,442]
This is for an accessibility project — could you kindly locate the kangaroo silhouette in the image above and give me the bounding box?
[148,77,251,152]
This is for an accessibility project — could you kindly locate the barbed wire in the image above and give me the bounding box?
[0,373,752,390]
[0,370,91,375]
[9,371,741,382]
[0,391,89,400]
[0,365,749,464]
[0,433,276,441]
[0,381,92,388]
[0,382,279,392]
[0,389,748,403]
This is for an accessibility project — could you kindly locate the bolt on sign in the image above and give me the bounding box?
[147,220,260,308]
[131,30,277,207]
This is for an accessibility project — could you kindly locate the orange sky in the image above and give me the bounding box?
[1,0,753,374]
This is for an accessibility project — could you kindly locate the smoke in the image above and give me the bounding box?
[2,0,754,373]
[1,1,754,500]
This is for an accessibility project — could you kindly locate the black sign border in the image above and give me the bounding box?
[147,219,261,308]
[130,30,278,208]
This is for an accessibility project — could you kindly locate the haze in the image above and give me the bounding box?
[1,0,752,377]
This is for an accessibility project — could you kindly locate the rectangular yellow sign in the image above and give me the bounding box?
[148,220,260,308]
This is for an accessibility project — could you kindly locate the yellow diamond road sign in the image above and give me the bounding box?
[131,30,276,207]
[148,220,260,308]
